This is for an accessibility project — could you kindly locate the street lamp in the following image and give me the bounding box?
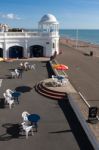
[76,29,78,48]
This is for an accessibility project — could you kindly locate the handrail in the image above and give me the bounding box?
[79,92,90,108]
[79,92,99,121]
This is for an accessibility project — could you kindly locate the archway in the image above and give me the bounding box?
[30,45,43,57]
[0,48,3,58]
[9,46,23,58]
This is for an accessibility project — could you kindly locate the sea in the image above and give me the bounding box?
[26,29,99,45]
[59,29,99,45]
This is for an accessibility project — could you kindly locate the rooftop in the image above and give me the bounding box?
[39,14,58,24]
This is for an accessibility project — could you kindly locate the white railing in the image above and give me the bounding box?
[0,32,38,38]
[0,31,59,39]
[41,32,59,36]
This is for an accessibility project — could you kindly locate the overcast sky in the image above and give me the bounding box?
[0,0,99,29]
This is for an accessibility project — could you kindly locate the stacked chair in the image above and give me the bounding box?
[21,111,34,139]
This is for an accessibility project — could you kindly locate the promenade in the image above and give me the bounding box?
[0,60,93,150]
[56,42,99,148]
[58,42,99,107]
[60,38,99,57]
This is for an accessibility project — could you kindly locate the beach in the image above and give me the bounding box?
[60,37,99,57]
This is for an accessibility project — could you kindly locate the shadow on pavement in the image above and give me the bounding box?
[58,99,94,150]
[5,75,12,79]
[0,98,5,109]
[83,53,90,56]
[0,123,23,141]
[15,86,32,93]
[49,129,71,134]
[9,69,15,71]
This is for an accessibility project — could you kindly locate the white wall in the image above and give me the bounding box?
[0,32,59,58]
[0,43,3,48]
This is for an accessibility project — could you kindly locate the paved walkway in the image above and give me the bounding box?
[57,44,99,107]
[0,60,93,150]
[43,77,99,148]
[56,43,99,148]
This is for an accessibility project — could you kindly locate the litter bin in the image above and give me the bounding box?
[90,51,93,56]
[88,107,99,124]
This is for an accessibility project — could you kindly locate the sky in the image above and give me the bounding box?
[0,0,99,29]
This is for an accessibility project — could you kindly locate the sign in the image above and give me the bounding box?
[88,107,99,124]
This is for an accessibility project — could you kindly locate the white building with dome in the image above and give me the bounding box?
[0,14,59,59]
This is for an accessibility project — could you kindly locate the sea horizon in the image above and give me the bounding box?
[59,29,99,45]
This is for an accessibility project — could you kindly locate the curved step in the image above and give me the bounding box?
[35,82,67,100]
[39,82,66,97]
[42,82,66,94]
[36,85,65,100]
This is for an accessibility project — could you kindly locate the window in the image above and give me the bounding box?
[53,43,55,48]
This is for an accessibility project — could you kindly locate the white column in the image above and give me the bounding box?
[24,40,28,58]
[3,33,8,58]
[23,32,28,58]
[3,45,8,58]
[41,24,44,32]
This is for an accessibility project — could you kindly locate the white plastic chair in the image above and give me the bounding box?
[15,69,20,78]
[6,89,14,94]
[52,75,62,86]
[21,122,34,139]
[6,89,14,98]
[19,62,24,70]
[22,111,30,122]
[11,71,17,78]
[30,64,36,70]
[3,93,8,104]
[3,93,14,109]
[7,98,15,109]
[24,62,29,70]
[52,75,57,82]
[62,78,69,86]
[19,62,23,67]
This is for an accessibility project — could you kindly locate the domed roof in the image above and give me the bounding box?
[39,14,58,24]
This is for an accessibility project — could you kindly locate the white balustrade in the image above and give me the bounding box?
[0,31,59,39]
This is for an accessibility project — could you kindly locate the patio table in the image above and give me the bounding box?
[12,92,21,104]
[57,75,64,80]
[28,114,40,132]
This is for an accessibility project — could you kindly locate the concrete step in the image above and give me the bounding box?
[40,82,66,96]
[35,82,67,100]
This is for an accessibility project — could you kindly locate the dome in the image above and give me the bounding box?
[39,14,58,24]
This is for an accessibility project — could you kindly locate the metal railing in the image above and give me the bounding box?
[79,92,99,121]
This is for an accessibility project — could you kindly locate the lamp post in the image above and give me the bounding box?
[76,29,78,48]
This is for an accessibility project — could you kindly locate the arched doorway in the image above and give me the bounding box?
[9,46,23,58]
[30,45,43,57]
[0,48,3,58]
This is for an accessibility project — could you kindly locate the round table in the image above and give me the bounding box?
[28,114,40,132]
[57,76,64,80]
[28,114,40,123]
[12,92,21,104]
